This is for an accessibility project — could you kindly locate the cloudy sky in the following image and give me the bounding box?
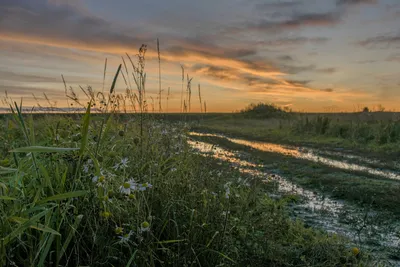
[0,0,399,112]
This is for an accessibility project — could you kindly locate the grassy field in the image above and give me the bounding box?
[0,49,396,266]
[188,104,400,264]
[0,110,375,266]
[194,104,400,158]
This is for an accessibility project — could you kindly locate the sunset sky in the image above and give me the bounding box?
[1,0,400,112]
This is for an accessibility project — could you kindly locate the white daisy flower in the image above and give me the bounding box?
[120,158,129,168]
[140,221,150,233]
[119,179,137,195]
[118,230,133,244]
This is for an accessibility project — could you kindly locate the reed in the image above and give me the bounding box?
[157,38,162,113]
[198,83,203,113]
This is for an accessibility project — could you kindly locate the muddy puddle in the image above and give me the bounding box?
[188,135,400,265]
[189,132,400,181]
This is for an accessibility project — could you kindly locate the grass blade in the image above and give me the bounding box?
[125,250,138,267]
[11,146,79,153]
[155,239,187,244]
[3,209,50,246]
[0,196,16,201]
[110,64,122,94]
[0,166,18,174]
[58,214,83,261]
[38,162,54,195]
[79,102,91,156]
[206,249,236,263]
[38,191,87,204]
[38,234,55,267]
[9,217,61,236]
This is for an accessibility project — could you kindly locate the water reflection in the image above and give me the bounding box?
[189,132,400,181]
[188,140,343,215]
[188,138,400,261]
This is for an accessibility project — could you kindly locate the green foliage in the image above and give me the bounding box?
[292,115,400,146]
[240,103,289,118]
[0,113,368,266]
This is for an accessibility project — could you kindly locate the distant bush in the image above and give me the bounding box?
[240,103,289,118]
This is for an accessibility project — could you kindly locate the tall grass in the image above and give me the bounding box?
[291,114,400,146]
[232,102,400,150]
[198,84,203,113]
[180,65,184,113]
[0,111,368,266]
[0,44,370,266]
[157,38,162,113]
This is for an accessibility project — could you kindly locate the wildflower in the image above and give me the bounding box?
[119,179,137,195]
[129,194,136,200]
[83,159,93,173]
[113,158,129,170]
[112,163,120,170]
[120,158,129,168]
[138,183,153,191]
[118,231,133,244]
[224,182,231,199]
[352,247,360,256]
[92,175,105,183]
[115,227,124,235]
[222,211,230,216]
[170,168,177,172]
[83,164,90,173]
[140,221,150,232]
[101,211,111,218]
[225,188,230,199]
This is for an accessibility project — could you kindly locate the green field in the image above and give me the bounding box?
[1,110,380,266]
[1,57,399,266]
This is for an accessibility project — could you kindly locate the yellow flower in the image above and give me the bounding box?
[99,175,105,182]
[129,194,136,200]
[123,182,131,189]
[351,247,360,256]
